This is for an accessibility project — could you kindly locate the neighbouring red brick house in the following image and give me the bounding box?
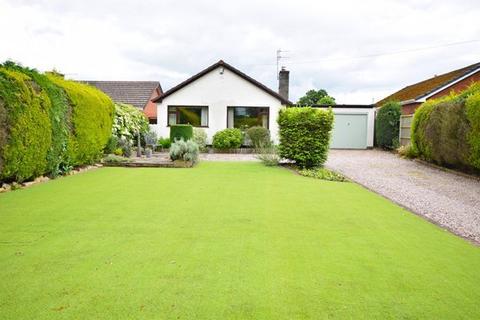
[85,81,162,123]
[377,62,480,114]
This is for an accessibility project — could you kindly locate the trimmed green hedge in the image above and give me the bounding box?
[0,68,52,182]
[9,65,73,176]
[411,83,480,172]
[212,128,243,149]
[0,62,114,183]
[48,74,114,165]
[466,87,480,169]
[375,101,401,149]
[278,107,334,168]
[170,124,193,142]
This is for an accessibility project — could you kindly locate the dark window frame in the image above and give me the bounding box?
[167,105,209,128]
[226,106,270,129]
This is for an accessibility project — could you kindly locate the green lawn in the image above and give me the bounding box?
[1,162,479,319]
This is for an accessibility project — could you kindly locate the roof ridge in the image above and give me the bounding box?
[152,60,292,105]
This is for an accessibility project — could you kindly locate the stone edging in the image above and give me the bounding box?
[0,164,102,194]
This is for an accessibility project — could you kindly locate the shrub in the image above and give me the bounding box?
[103,154,131,164]
[396,144,417,159]
[465,85,480,169]
[0,68,52,182]
[0,100,6,175]
[111,103,149,142]
[193,127,208,152]
[298,167,347,182]
[144,130,157,148]
[246,126,270,148]
[47,74,114,166]
[0,62,115,183]
[7,64,73,177]
[212,128,243,149]
[278,107,334,168]
[411,83,480,171]
[157,137,171,149]
[411,99,436,160]
[113,148,123,156]
[104,136,119,154]
[375,101,401,149]
[170,124,193,142]
[169,139,199,163]
[118,138,132,157]
[256,143,280,166]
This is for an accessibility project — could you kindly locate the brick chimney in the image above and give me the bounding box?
[278,67,289,100]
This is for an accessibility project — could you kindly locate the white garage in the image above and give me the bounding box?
[314,105,375,149]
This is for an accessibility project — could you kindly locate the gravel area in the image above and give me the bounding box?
[326,149,480,243]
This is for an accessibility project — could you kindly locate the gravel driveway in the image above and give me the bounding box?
[326,149,480,244]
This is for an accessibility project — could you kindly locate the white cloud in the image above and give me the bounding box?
[1,0,479,103]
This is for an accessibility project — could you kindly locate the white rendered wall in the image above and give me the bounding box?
[151,67,284,144]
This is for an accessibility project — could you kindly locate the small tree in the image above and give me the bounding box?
[375,101,401,149]
[317,95,336,105]
[297,89,335,106]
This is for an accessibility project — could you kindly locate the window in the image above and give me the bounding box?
[168,106,208,127]
[227,107,269,129]
[149,118,157,125]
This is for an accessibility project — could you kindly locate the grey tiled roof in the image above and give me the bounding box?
[84,81,162,109]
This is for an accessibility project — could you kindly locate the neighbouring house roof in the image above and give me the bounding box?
[377,62,480,106]
[152,60,292,105]
[84,81,162,110]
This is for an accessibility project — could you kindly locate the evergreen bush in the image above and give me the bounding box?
[170,124,193,142]
[0,68,51,182]
[0,62,115,183]
[246,126,270,148]
[9,64,74,176]
[212,128,243,149]
[278,107,334,168]
[48,74,114,165]
[411,83,480,171]
[375,101,401,149]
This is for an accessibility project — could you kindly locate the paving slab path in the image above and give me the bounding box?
[326,149,480,244]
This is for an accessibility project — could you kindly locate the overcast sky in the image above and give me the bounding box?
[1,0,479,103]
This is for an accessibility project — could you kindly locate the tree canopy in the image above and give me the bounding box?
[297,89,335,106]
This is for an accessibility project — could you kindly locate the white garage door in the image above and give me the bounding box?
[330,113,368,149]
